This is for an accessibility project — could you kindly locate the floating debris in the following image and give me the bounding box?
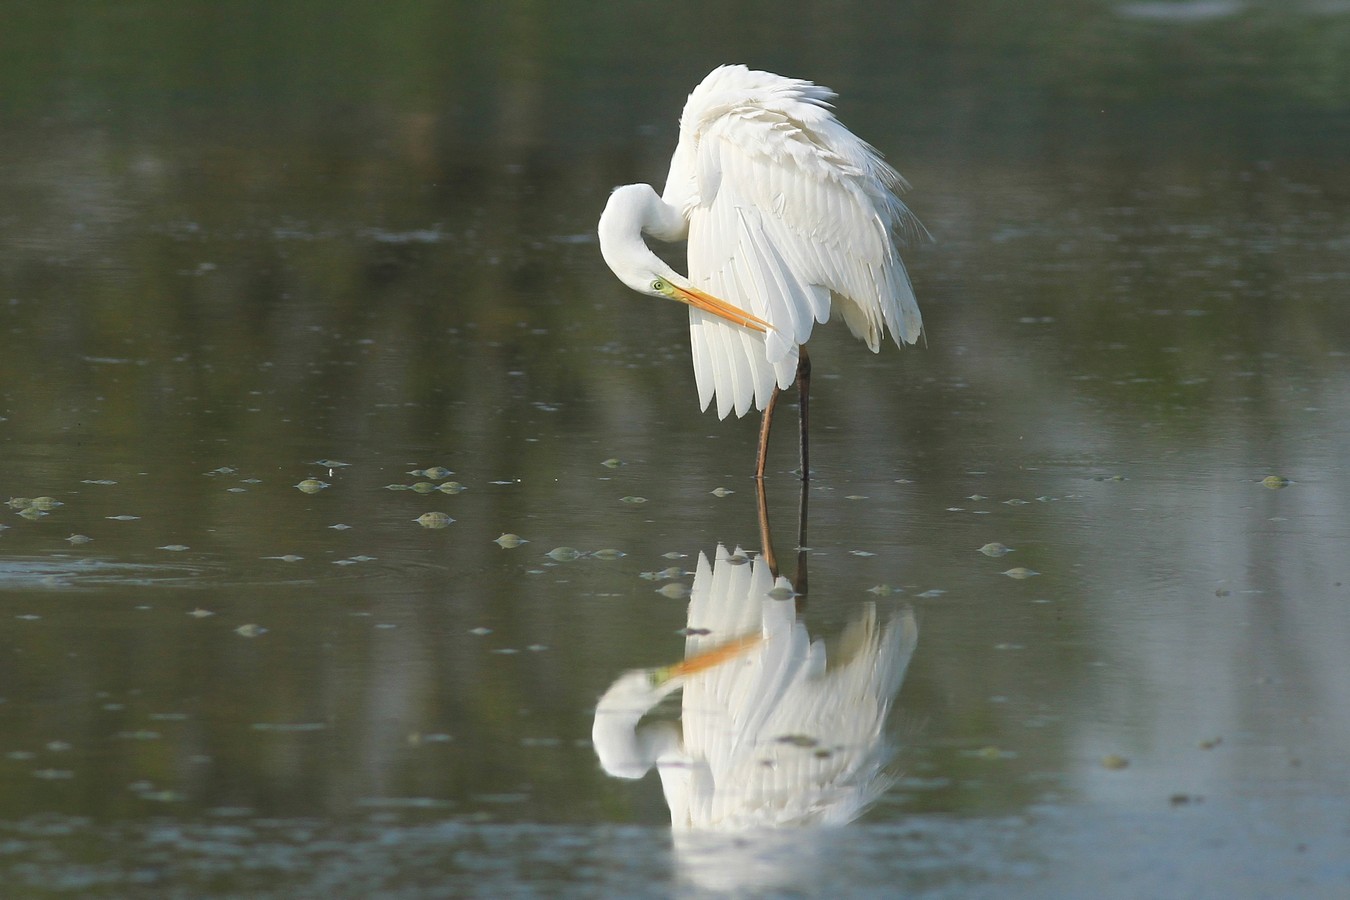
[158,545,190,552]
[1091,474,1129,482]
[250,722,327,732]
[1101,754,1130,770]
[1261,475,1291,489]
[867,585,903,595]
[620,496,648,505]
[916,589,947,599]
[329,523,352,531]
[294,479,328,493]
[81,479,117,485]
[469,627,493,636]
[591,549,626,560]
[106,515,141,521]
[29,497,63,511]
[417,466,455,480]
[263,554,304,562]
[32,769,75,780]
[1003,498,1029,506]
[967,494,988,501]
[661,552,686,560]
[66,534,93,545]
[416,512,454,529]
[187,609,214,618]
[494,533,528,548]
[967,746,1015,760]
[845,495,868,501]
[1002,567,1039,579]
[979,542,1013,557]
[384,484,411,491]
[116,730,162,741]
[775,734,818,748]
[546,547,582,562]
[710,487,734,497]
[314,459,350,469]
[600,458,623,468]
[656,583,691,600]
[849,550,876,557]
[235,624,267,638]
[207,467,237,475]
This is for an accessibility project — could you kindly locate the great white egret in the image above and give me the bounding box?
[592,544,919,831]
[598,64,925,479]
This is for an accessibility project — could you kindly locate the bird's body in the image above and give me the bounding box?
[591,545,919,831]
[598,65,924,477]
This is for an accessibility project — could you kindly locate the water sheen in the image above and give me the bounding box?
[2,3,1349,896]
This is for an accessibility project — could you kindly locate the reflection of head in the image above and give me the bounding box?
[592,544,918,832]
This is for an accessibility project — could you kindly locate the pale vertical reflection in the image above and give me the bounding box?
[592,545,917,840]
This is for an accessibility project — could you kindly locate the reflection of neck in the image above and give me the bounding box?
[592,673,685,779]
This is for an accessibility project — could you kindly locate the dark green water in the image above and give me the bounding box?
[2,2,1348,895]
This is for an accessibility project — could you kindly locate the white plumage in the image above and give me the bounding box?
[599,64,924,426]
[591,545,919,831]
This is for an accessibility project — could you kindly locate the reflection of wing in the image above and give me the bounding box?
[666,545,918,830]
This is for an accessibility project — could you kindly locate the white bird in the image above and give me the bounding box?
[592,545,919,831]
[598,64,925,479]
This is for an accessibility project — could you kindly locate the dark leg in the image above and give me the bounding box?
[796,346,811,481]
[793,470,809,603]
[755,476,778,577]
[755,385,781,481]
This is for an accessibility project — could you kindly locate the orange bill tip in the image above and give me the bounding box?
[671,284,773,334]
[660,631,763,681]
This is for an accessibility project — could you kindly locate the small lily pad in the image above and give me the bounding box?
[656,583,691,600]
[620,496,648,504]
[416,512,454,529]
[235,623,266,637]
[295,479,328,493]
[546,547,582,561]
[1002,567,1039,579]
[591,549,626,560]
[979,542,1013,557]
[494,533,527,548]
[1261,475,1291,489]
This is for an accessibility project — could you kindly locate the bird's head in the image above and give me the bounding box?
[598,184,773,334]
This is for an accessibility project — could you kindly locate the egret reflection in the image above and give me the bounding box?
[592,543,918,830]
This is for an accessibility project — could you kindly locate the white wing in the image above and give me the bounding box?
[677,545,919,830]
[665,66,924,419]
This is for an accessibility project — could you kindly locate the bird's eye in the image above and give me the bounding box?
[651,279,665,292]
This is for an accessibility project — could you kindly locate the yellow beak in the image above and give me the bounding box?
[654,631,763,685]
[666,283,773,334]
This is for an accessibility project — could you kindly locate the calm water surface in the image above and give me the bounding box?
[2,2,1350,896]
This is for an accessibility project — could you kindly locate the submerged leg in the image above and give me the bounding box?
[796,346,811,481]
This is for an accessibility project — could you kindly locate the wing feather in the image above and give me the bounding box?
[670,65,923,417]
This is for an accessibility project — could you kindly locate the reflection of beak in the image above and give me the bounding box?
[668,283,773,334]
[654,631,763,685]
